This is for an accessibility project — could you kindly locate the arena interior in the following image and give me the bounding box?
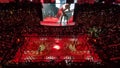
[0,0,120,68]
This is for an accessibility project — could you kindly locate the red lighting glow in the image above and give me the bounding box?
[13,34,101,63]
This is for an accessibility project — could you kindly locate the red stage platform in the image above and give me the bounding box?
[12,34,101,63]
[40,17,75,26]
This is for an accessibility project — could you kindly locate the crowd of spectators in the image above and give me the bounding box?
[77,4,120,63]
[3,62,108,68]
[0,3,41,64]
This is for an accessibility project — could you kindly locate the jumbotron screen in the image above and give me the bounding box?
[40,0,77,26]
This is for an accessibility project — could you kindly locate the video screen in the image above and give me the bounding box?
[40,0,77,26]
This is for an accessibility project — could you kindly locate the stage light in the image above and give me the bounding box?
[53,44,60,50]
[102,1,105,3]
[17,38,20,43]
[30,0,33,2]
[55,38,61,43]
